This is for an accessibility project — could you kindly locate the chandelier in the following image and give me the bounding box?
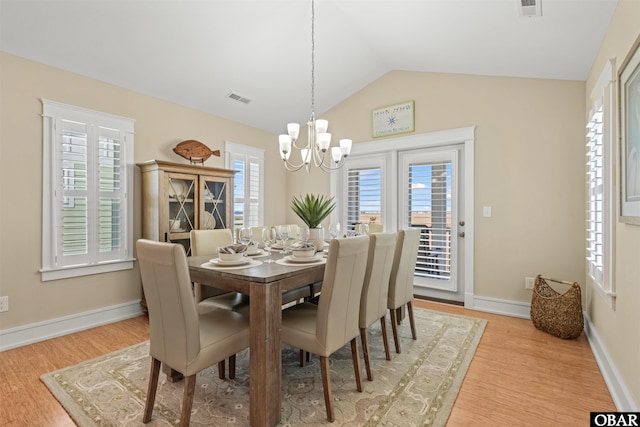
[278,0,352,173]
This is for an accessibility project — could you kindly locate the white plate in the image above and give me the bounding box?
[247,250,266,257]
[285,254,323,263]
[209,257,250,266]
[203,211,216,229]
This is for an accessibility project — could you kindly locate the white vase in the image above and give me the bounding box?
[309,227,325,252]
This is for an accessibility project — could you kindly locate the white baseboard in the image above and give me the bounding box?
[584,312,638,411]
[0,300,143,352]
[466,294,531,319]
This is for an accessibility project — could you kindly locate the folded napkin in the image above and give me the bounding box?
[291,242,315,250]
[217,244,247,254]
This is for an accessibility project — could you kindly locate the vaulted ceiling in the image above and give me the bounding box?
[0,0,618,134]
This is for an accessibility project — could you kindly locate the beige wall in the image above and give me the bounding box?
[585,0,640,409]
[289,71,587,304]
[0,52,287,329]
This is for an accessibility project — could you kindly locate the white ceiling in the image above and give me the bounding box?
[0,0,618,134]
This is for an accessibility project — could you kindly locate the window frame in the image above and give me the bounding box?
[224,141,264,228]
[585,59,617,308]
[41,99,135,281]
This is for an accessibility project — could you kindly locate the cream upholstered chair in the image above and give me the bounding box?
[190,229,250,378]
[359,232,397,380]
[136,239,250,427]
[190,229,249,310]
[387,228,421,354]
[281,235,370,422]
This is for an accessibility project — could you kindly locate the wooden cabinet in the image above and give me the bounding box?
[137,160,234,255]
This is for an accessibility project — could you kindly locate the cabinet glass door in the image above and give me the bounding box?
[167,175,196,254]
[202,178,228,229]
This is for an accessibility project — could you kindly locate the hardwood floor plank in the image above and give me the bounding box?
[0,302,614,427]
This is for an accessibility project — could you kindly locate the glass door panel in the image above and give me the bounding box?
[202,178,228,229]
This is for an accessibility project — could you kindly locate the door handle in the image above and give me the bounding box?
[458,220,465,227]
[458,231,465,237]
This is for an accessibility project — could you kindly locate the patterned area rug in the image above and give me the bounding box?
[41,308,486,426]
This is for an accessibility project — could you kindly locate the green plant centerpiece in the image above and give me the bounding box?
[290,193,335,251]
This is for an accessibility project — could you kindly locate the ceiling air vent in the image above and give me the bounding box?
[226,92,251,104]
[518,0,542,17]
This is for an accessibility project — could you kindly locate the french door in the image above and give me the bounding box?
[333,128,474,305]
[398,146,465,302]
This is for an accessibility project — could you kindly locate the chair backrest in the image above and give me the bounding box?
[316,235,370,354]
[388,229,421,310]
[360,232,398,328]
[190,229,233,256]
[136,239,200,372]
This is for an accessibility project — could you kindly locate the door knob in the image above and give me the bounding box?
[458,220,465,226]
[458,231,465,237]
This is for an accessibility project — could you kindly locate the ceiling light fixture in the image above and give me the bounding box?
[278,0,351,173]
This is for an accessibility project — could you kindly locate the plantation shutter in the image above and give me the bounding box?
[55,119,127,267]
[586,100,604,284]
[230,150,263,228]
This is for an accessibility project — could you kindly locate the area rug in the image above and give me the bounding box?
[41,308,486,426]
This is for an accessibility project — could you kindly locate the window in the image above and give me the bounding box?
[346,166,382,231]
[41,100,134,281]
[586,59,616,307]
[225,141,264,228]
[405,160,453,280]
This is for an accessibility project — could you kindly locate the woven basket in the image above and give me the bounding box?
[530,275,584,339]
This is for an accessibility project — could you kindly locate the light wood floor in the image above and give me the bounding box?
[0,300,615,426]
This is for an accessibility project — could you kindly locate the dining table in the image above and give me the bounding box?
[187,251,327,427]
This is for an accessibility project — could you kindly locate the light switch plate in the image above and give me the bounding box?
[483,206,492,218]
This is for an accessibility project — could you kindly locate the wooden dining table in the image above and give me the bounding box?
[187,252,326,427]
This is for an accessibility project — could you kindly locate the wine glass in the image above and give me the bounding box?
[238,227,252,247]
[358,223,369,235]
[328,222,341,240]
[277,225,291,254]
[299,225,310,242]
[262,227,276,263]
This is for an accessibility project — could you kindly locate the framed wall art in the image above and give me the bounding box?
[619,35,640,224]
[372,100,414,138]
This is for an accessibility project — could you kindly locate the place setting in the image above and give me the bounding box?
[200,243,263,270]
[275,241,326,266]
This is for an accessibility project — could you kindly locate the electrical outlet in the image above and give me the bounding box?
[0,296,8,312]
[525,277,535,290]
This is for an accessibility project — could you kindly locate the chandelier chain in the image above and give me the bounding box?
[310,0,315,119]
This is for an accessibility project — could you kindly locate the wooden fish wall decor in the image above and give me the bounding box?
[173,140,220,164]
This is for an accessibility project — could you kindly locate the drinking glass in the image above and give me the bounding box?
[328,222,341,240]
[277,225,291,254]
[262,227,276,263]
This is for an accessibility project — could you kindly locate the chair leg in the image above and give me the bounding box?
[218,360,226,379]
[380,316,391,361]
[143,357,161,423]
[350,338,363,392]
[407,301,417,340]
[180,374,197,427]
[228,355,236,380]
[319,356,334,422]
[299,350,311,366]
[360,328,373,381]
[389,308,401,354]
